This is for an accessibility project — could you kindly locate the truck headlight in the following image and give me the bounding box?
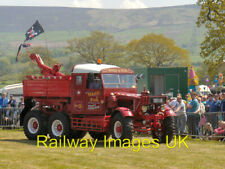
[142,105,148,113]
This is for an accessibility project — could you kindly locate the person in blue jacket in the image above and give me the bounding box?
[187,92,200,137]
[0,92,9,122]
[206,94,220,129]
[0,92,8,108]
[220,93,225,121]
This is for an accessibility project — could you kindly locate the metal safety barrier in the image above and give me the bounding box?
[0,108,224,141]
[176,111,225,142]
[0,108,23,129]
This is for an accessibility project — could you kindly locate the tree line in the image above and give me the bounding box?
[7,32,191,83]
[67,31,191,68]
[0,0,223,86]
[0,31,192,87]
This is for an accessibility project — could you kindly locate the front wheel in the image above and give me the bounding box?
[111,113,133,141]
[152,116,175,143]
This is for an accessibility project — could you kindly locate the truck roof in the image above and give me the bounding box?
[72,64,119,73]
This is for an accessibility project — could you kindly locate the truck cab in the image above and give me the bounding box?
[71,64,137,116]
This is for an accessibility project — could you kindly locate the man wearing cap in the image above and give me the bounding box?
[8,95,17,108]
[7,95,17,122]
[205,94,214,112]
[187,92,200,137]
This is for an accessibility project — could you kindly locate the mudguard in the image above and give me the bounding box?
[114,107,134,117]
[164,109,176,117]
[20,98,36,126]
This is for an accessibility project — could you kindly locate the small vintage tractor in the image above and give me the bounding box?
[21,53,175,143]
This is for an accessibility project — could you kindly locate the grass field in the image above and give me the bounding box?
[0,129,224,169]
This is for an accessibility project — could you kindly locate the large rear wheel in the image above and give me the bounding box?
[152,116,175,143]
[24,110,47,140]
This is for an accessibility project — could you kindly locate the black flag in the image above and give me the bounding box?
[16,20,44,62]
[25,20,44,41]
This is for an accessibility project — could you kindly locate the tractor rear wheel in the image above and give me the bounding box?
[48,112,71,140]
[152,116,175,143]
[24,110,47,140]
[89,131,110,141]
[111,113,133,141]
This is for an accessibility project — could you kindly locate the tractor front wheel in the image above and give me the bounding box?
[111,113,133,141]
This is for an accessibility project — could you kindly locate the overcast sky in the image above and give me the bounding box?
[0,0,198,9]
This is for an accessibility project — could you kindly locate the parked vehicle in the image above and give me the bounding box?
[196,85,211,96]
[0,83,23,102]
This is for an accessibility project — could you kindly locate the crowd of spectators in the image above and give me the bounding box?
[0,92,24,125]
[168,92,225,140]
[1,91,224,140]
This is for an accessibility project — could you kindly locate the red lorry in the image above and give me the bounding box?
[20,53,175,143]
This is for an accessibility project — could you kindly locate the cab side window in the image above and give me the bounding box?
[87,73,102,89]
[76,76,82,85]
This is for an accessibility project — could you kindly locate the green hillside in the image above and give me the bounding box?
[0,5,204,62]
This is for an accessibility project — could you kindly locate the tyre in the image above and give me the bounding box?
[48,112,71,140]
[111,113,133,141]
[70,130,87,139]
[23,110,47,140]
[152,116,175,143]
[89,131,110,141]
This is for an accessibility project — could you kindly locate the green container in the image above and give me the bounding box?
[133,67,188,99]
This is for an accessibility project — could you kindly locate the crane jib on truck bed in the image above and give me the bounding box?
[21,53,176,144]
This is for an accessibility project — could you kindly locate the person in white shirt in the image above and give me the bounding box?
[174,95,187,135]
[169,97,177,109]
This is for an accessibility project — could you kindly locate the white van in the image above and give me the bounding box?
[0,83,23,103]
[196,85,211,96]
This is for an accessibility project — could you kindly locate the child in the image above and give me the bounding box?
[214,121,225,135]
[203,122,213,137]
[210,121,225,141]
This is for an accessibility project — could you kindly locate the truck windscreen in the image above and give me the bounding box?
[102,74,136,88]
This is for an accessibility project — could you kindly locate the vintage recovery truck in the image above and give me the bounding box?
[20,53,175,143]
